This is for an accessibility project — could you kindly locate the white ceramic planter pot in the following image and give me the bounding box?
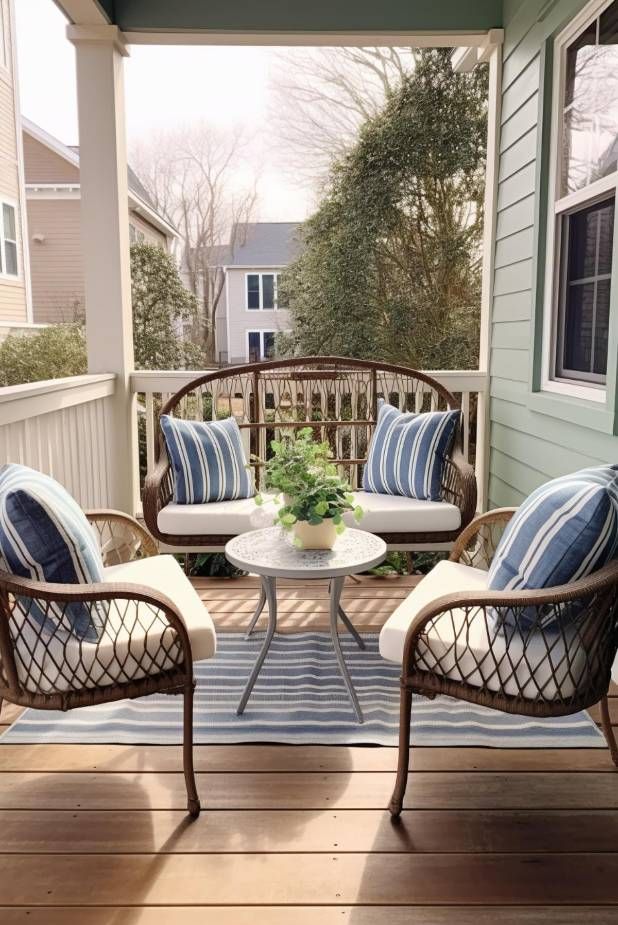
[293,518,337,550]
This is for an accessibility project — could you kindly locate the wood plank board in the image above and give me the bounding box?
[2,852,618,906]
[1,808,618,854]
[1,771,617,811]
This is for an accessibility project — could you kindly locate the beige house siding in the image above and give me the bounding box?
[0,0,29,329]
[24,128,172,324]
[225,268,291,364]
[27,198,84,323]
[22,133,80,185]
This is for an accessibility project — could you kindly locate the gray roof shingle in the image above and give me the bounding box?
[226,222,302,267]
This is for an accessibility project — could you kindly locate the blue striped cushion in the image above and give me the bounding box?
[161,415,254,504]
[488,465,618,629]
[0,464,104,641]
[362,402,460,502]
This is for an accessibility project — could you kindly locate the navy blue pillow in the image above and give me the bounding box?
[363,401,460,502]
[488,465,618,630]
[0,464,104,641]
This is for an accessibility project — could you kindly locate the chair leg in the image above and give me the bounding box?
[183,678,201,817]
[388,683,413,817]
[599,695,618,768]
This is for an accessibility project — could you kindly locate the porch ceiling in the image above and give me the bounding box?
[56,0,503,35]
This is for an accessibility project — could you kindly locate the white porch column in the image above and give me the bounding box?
[67,24,138,514]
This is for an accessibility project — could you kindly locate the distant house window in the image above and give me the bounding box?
[0,202,18,277]
[247,331,276,362]
[129,224,145,245]
[246,272,281,309]
[545,0,618,392]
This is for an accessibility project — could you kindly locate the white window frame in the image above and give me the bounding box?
[245,271,281,310]
[0,0,9,76]
[541,0,618,404]
[246,329,277,361]
[0,197,20,281]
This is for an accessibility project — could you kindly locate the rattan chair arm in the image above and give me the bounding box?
[449,507,517,564]
[143,454,172,541]
[400,558,618,673]
[445,443,477,529]
[0,570,195,672]
[85,509,158,561]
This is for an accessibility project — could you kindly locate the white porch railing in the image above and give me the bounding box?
[0,374,116,508]
[131,368,490,512]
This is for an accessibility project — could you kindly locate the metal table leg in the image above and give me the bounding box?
[330,575,363,723]
[338,604,365,650]
[245,583,267,639]
[237,575,277,715]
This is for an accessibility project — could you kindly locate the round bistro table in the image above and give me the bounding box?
[225,526,387,723]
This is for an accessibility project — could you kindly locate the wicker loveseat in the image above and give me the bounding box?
[143,357,477,551]
[383,508,618,816]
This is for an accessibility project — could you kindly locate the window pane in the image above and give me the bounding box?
[276,275,287,309]
[4,241,16,275]
[263,331,276,358]
[247,274,260,309]
[262,274,275,309]
[563,281,595,373]
[568,197,615,279]
[562,4,618,195]
[2,203,16,241]
[594,278,611,374]
[248,332,261,361]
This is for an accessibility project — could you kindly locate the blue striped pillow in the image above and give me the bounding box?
[161,414,254,504]
[488,465,618,629]
[363,402,460,502]
[0,464,104,641]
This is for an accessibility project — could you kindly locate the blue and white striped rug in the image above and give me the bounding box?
[0,633,605,747]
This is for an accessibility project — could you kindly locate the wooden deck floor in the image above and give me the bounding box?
[1,573,617,923]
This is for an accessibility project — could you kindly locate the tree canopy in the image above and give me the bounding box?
[279,50,488,370]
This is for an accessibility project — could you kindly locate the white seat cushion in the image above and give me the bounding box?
[12,555,216,694]
[343,491,461,534]
[379,560,586,700]
[158,493,277,536]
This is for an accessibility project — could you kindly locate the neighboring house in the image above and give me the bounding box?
[212,221,302,364]
[22,119,178,325]
[0,0,32,340]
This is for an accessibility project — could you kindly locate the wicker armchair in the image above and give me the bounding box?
[387,508,618,816]
[0,510,214,817]
[143,357,477,551]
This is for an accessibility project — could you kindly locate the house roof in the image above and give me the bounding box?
[226,222,303,268]
[22,118,178,240]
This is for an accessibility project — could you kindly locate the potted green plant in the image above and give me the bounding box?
[276,469,363,550]
[254,427,362,549]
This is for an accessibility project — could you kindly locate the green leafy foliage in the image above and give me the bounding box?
[130,243,204,370]
[0,324,87,386]
[278,50,488,370]
[257,427,334,498]
[275,468,362,531]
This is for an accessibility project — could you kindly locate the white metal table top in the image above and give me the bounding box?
[225,526,386,579]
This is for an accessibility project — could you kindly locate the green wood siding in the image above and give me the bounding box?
[488,0,618,508]
[93,0,503,33]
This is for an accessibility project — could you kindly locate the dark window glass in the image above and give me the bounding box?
[247,274,260,309]
[262,274,275,309]
[263,331,276,358]
[558,196,614,382]
[248,331,261,362]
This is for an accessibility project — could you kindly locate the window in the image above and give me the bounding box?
[0,202,18,277]
[246,272,281,309]
[129,224,145,245]
[247,330,276,361]
[0,0,9,72]
[544,0,618,395]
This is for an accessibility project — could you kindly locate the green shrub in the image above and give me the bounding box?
[0,324,87,387]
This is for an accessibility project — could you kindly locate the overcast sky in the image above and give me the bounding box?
[15,0,316,222]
